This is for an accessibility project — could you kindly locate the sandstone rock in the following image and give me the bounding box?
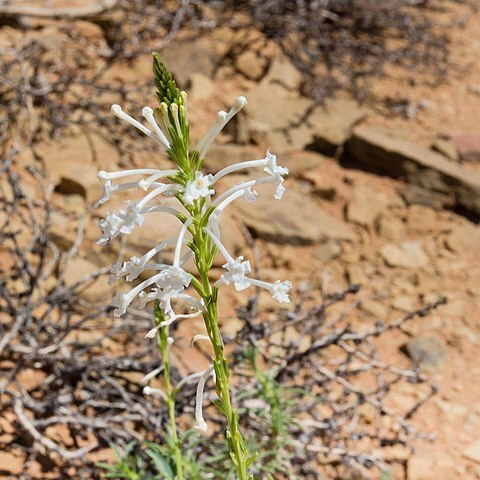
[377,214,406,242]
[235,50,269,80]
[188,72,216,101]
[445,223,480,254]
[261,56,302,91]
[431,138,459,162]
[0,451,24,475]
[306,99,367,156]
[380,241,428,269]
[345,264,367,285]
[405,336,448,372]
[407,452,456,480]
[235,188,356,245]
[315,241,341,262]
[49,211,79,251]
[63,257,111,303]
[446,132,480,162]
[407,205,437,233]
[246,82,311,153]
[400,184,455,210]
[246,83,365,154]
[347,126,480,215]
[346,186,389,227]
[37,135,102,203]
[464,439,480,464]
[361,299,388,319]
[392,295,414,312]
[160,39,216,88]
[203,143,264,174]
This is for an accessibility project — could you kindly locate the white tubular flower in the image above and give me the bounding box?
[97,202,181,246]
[142,106,171,148]
[264,149,288,176]
[264,149,288,200]
[219,256,252,291]
[111,104,170,149]
[111,269,176,316]
[98,168,177,182]
[244,187,258,203]
[190,334,211,347]
[184,171,215,205]
[97,212,126,246]
[195,365,215,432]
[142,366,164,384]
[108,261,128,285]
[196,96,247,158]
[205,227,252,291]
[249,278,292,303]
[156,266,192,291]
[143,385,168,401]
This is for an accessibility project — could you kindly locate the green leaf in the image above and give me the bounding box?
[146,448,175,480]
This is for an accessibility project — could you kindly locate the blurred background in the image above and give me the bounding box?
[0,1,479,479]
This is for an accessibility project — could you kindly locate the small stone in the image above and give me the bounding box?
[361,299,388,319]
[445,223,480,254]
[405,336,449,372]
[314,241,341,262]
[464,439,480,464]
[235,50,268,80]
[377,214,406,242]
[392,295,414,312]
[431,138,459,162]
[345,264,367,285]
[407,205,437,233]
[380,241,429,269]
[346,186,389,227]
[400,184,455,210]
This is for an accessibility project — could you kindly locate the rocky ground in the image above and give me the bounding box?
[1,1,480,479]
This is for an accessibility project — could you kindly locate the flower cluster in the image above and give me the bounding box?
[95,91,291,431]
[96,96,291,320]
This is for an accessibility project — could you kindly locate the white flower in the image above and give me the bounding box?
[156,265,191,291]
[195,365,215,432]
[112,291,129,317]
[264,149,288,177]
[94,180,113,208]
[119,201,144,234]
[248,278,292,303]
[219,256,252,291]
[244,187,258,203]
[271,280,292,303]
[184,171,214,205]
[264,149,288,200]
[97,212,123,246]
[108,261,127,285]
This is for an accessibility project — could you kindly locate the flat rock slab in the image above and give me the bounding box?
[347,126,480,215]
[246,83,365,154]
[235,188,356,245]
[380,241,429,270]
[405,336,449,372]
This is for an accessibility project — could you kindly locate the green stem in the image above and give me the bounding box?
[192,225,251,480]
[156,316,183,480]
